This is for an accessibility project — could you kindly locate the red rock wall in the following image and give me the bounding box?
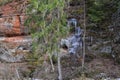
[0,0,28,36]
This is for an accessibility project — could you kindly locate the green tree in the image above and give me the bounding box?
[86,0,120,42]
[87,0,119,29]
[25,0,70,69]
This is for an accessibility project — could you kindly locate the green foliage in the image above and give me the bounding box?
[86,0,120,34]
[25,0,70,61]
[87,0,105,23]
[87,0,119,26]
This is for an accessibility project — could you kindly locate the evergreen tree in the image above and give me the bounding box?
[25,0,70,64]
[87,0,119,29]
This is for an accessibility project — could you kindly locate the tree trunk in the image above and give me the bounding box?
[58,53,62,80]
[82,0,86,73]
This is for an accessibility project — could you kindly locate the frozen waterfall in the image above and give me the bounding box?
[61,18,83,55]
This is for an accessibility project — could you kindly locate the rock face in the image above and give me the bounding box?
[0,0,29,36]
[67,0,84,27]
[111,8,120,63]
[0,0,31,62]
[0,36,32,62]
[0,42,22,62]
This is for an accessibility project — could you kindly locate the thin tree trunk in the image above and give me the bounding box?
[49,54,55,72]
[58,53,62,80]
[57,3,63,80]
[15,67,20,79]
[82,0,86,73]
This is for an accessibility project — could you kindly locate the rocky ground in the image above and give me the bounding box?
[0,36,120,80]
[26,49,120,80]
[0,0,120,79]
